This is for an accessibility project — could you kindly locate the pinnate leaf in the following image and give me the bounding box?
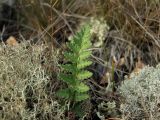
[56,88,71,99]
[75,93,89,102]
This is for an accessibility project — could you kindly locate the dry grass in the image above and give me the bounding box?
[102,0,160,66]
[16,0,100,46]
[18,0,160,117]
[14,0,160,63]
[16,0,160,69]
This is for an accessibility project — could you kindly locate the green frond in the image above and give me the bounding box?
[78,50,92,61]
[71,35,82,46]
[63,52,77,63]
[77,61,92,69]
[70,24,91,49]
[68,40,91,53]
[77,70,93,80]
[75,93,89,102]
[81,42,92,50]
[61,64,77,73]
[71,36,91,50]
[68,42,80,53]
[80,25,91,43]
[58,73,76,85]
[57,24,93,110]
[74,82,90,93]
[56,88,71,99]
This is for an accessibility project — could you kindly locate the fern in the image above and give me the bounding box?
[57,24,93,117]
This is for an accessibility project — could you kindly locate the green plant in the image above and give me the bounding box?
[57,24,93,117]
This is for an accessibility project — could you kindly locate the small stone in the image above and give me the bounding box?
[6,36,18,46]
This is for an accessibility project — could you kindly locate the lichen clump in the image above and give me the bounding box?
[90,17,109,47]
[0,42,64,120]
[119,64,160,120]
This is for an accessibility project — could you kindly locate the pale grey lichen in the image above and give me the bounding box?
[119,64,160,120]
[0,42,65,120]
[90,17,109,47]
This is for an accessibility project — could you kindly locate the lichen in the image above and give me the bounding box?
[119,64,160,120]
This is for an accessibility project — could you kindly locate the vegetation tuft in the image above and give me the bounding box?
[57,24,93,118]
[0,42,65,120]
[119,64,160,120]
[0,0,160,119]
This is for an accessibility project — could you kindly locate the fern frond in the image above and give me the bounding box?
[64,52,77,62]
[77,70,93,80]
[78,50,92,60]
[68,40,92,53]
[77,61,92,69]
[68,42,80,53]
[80,25,91,43]
[69,25,91,51]
[75,93,89,102]
[56,88,71,99]
[61,64,77,73]
[59,73,76,85]
[74,82,90,93]
[57,24,93,111]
